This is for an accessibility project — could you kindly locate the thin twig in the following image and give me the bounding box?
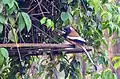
[32,24,59,43]
[36,0,44,16]
[28,4,38,13]
[30,12,50,16]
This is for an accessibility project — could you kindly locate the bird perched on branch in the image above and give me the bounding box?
[62,25,97,70]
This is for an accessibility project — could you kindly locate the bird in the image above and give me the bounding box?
[62,25,97,70]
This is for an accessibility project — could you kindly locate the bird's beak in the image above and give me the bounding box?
[54,29,66,35]
[59,31,66,35]
[57,30,66,35]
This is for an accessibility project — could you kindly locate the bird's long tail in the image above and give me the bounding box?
[81,46,97,70]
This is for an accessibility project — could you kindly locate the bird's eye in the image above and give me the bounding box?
[63,29,66,33]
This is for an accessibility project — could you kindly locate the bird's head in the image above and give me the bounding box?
[54,26,72,37]
[63,25,72,38]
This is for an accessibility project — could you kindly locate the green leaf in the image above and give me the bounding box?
[112,56,120,61]
[117,15,120,24]
[0,53,4,68]
[68,0,73,4]
[18,13,25,31]
[118,7,120,13]
[107,21,114,36]
[98,56,105,64]
[6,3,17,14]
[92,73,100,79]
[90,0,100,14]
[40,17,47,25]
[101,11,112,21]
[46,19,54,30]
[21,12,32,32]
[0,3,3,13]
[69,74,72,79]
[105,4,112,11]
[8,16,15,26]
[8,28,18,42]
[104,50,108,57]
[1,0,15,8]
[75,69,82,79]
[45,74,49,79]
[68,13,73,23]
[113,73,117,79]
[102,38,108,49]
[0,14,5,24]
[14,1,19,9]
[61,12,69,22]
[102,22,109,30]
[0,23,3,33]
[0,48,9,59]
[105,70,113,79]
[114,60,120,69]
[101,69,112,79]
[112,39,116,45]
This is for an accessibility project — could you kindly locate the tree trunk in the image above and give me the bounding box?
[104,29,120,78]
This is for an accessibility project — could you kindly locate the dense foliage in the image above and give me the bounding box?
[0,0,120,79]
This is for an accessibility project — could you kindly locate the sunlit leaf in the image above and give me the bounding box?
[118,7,120,13]
[8,16,15,26]
[89,0,100,14]
[68,0,73,4]
[0,23,3,33]
[40,17,47,25]
[112,39,116,45]
[113,73,117,79]
[0,48,9,59]
[46,19,54,30]
[107,21,114,36]
[0,3,3,13]
[105,70,113,79]
[105,4,112,11]
[112,56,120,69]
[117,15,120,24]
[94,0,100,14]
[14,1,19,9]
[102,22,109,30]
[101,69,113,79]
[102,38,108,49]
[112,56,120,61]
[21,12,32,32]
[101,11,112,21]
[8,28,18,42]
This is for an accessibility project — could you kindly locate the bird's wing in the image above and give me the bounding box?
[67,36,86,42]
